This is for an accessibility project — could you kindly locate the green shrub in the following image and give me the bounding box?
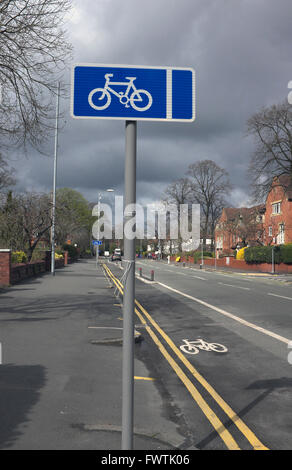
[63,243,78,259]
[280,244,292,264]
[244,246,281,264]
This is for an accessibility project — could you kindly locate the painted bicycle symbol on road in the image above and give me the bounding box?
[180,339,228,355]
[88,73,153,112]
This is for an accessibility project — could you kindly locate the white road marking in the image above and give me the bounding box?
[180,338,228,355]
[88,327,123,330]
[218,282,250,291]
[268,293,292,301]
[157,282,291,345]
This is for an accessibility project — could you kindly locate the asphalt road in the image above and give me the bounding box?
[107,259,292,450]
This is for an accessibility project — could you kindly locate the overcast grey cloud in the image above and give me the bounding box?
[10,0,292,207]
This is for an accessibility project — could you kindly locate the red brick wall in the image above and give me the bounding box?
[0,249,11,286]
[198,257,292,273]
[170,255,292,273]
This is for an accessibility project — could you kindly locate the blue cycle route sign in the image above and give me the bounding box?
[92,240,102,246]
[71,63,195,122]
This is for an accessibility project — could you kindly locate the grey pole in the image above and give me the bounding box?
[122,120,136,450]
[96,193,101,267]
[51,82,60,275]
[215,242,217,270]
[272,246,275,274]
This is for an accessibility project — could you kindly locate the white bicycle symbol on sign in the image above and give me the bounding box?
[180,339,228,355]
[88,73,153,112]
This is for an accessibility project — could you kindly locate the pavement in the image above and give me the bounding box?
[0,259,186,450]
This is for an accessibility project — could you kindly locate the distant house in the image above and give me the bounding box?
[215,206,265,256]
[215,174,292,256]
[263,174,292,246]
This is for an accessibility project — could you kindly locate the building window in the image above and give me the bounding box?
[272,202,281,214]
[278,224,285,244]
[268,226,273,237]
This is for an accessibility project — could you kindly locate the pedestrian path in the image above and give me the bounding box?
[0,259,183,450]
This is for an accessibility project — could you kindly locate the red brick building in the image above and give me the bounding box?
[215,205,265,255]
[263,174,292,246]
[215,174,292,255]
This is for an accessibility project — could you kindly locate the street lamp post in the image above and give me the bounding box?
[96,193,101,266]
[51,82,60,276]
[272,245,275,274]
[107,188,115,254]
[214,240,217,270]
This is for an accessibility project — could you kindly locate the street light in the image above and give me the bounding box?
[96,192,102,266]
[107,188,115,253]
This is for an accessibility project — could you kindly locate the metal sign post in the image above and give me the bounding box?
[122,120,136,449]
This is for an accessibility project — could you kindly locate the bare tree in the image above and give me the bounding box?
[0,0,72,149]
[247,101,292,202]
[187,160,232,247]
[0,154,16,190]
[164,178,192,207]
[222,206,265,249]
[0,191,23,249]
[163,178,192,251]
[17,192,52,261]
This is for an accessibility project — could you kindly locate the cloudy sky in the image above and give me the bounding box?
[11,0,292,207]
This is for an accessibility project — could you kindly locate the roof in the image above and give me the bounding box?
[222,204,265,222]
[272,174,292,200]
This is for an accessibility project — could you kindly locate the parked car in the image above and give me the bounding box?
[111,248,122,261]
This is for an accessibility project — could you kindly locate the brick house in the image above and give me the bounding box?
[215,174,292,255]
[215,205,265,256]
[263,174,292,246]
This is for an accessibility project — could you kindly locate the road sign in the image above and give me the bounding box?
[71,63,195,122]
[92,240,102,246]
[71,62,197,450]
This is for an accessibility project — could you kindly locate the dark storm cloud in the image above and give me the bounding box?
[12,0,292,208]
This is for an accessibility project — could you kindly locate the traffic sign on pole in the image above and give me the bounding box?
[71,62,196,451]
[92,240,102,246]
[71,63,195,122]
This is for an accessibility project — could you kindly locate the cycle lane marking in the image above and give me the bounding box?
[157,281,290,345]
[180,339,228,355]
[103,264,268,450]
[103,264,239,450]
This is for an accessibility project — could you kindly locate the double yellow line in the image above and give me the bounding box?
[103,263,268,451]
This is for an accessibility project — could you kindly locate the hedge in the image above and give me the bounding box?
[62,243,79,259]
[244,245,292,264]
